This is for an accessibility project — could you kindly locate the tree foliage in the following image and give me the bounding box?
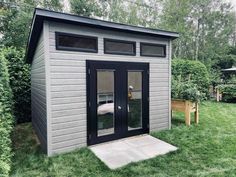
[0,0,62,48]
[70,0,103,17]
[100,0,161,27]
[211,53,236,82]
[160,0,236,65]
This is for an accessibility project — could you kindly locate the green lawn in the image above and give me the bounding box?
[11,101,236,177]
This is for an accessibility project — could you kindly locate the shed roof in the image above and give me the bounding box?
[222,67,236,72]
[26,8,179,63]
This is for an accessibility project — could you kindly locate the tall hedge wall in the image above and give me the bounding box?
[0,52,14,176]
[2,48,31,123]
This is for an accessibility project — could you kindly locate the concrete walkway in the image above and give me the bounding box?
[90,135,177,169]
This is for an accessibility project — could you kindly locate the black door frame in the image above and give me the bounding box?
[86,60,149,145]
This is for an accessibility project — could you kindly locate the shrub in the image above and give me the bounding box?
[172,59,210,96]
[216,84,236,103]
[171,76,205,102]
[0,52,14,176]
[2,47,31,123]
[227,76,236,84]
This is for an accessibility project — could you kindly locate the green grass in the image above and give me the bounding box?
[11,101,236,177]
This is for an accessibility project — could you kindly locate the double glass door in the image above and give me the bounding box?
[87,60,149,145]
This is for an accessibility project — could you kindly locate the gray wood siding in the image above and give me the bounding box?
[31,32,47,152]
[48,21,171,154]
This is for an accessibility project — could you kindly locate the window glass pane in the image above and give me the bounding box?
[97,70,115,136]
[104,39,135,55]
[141,43,165,57]
[128,71,142,130]
[57,33,97,52]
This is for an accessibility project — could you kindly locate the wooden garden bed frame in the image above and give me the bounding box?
[171,99,199,126]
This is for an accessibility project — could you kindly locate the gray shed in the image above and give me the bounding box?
[26,8,179,156]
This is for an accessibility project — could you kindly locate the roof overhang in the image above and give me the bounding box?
[26,8,179,63]
[222,67,236,72]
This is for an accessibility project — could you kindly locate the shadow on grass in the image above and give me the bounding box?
[171,117,185,126]
[171,111,199,128]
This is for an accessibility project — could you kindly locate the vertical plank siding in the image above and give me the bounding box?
[46,21,171,154]
[31,33,47,152]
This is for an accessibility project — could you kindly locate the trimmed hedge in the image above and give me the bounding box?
[172,59,210,96]
[0,52,14,176]
[217,84,236,103]
[2,48,31,123]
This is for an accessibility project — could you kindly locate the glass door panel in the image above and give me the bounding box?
[97,70,115,136]
[127,71,142,130]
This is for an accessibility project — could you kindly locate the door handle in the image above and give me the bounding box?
[118,106,122,110]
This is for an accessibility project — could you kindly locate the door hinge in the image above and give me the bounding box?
[89,134,91,139]
[147,97,149,102]
[88,69,91,75]
[88,101,91,107]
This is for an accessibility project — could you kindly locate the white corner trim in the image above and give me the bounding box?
[168,40,172,130]
[44,21,52,156]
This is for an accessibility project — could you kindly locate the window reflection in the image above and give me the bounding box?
[128,71,142,130]
[97,70,115,136]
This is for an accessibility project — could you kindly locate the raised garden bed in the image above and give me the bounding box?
[171,99,199,126]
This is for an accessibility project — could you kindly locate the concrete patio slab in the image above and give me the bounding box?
[89,135,177,169]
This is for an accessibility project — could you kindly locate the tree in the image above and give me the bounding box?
[39,0,62,11]
[160,0,193,58]
[160,0,235,65]
[70,0,103,17]
[0,0,62,48]
[100,0,161,27]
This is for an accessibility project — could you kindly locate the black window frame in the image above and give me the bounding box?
[140,42,166,57]
[86,60,149,145]
[55,32,98,53]
[104,38,136,56]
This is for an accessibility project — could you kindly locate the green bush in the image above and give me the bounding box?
[171,76,205,102]
[172,59,210,96]
[0,52,14,176]
[228,76,236,84]
[2,48,31,123]
[216,84,236,103]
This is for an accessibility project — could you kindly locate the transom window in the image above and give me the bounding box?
[140,43,166,57]
[56,32,98,53]
[104,38,136,55]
